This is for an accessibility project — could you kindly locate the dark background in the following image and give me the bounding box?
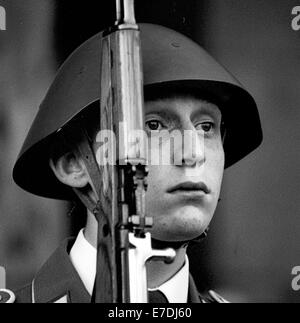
[54,0,204,63]
[0,0,299,302]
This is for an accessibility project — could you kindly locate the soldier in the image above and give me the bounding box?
[3,23,262,303]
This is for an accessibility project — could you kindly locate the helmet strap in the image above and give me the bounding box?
[151,228,209,250]
[63,122,102,216]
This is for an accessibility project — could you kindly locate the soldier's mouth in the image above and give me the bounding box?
[167,181,211,195]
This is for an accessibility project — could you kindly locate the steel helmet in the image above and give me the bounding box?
[13,23,263,200]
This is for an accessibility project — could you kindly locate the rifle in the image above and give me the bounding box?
[92,0,175,303]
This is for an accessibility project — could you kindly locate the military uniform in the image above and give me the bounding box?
[7,23,262,303]
[11,239,226,303]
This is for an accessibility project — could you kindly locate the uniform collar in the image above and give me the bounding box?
[69,229,96,296]
[148,256,189,303]
[31,233,202,303]
[32,238,91,303]
[71,229,190,303]
[188,274,202,303]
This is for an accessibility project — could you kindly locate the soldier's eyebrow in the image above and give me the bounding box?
[191,103,222,122]
[145,98,222,125]
[145,109,178,123]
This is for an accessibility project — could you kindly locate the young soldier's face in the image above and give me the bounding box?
[56,93,225,244]
[144,95,225,242]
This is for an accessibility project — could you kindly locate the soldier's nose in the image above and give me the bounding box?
[175,129,206,167]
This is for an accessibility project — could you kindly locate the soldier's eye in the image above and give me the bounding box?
[145,120,164,131]
[196,122,215,133]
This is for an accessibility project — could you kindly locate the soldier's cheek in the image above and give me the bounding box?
[149,205,212,241]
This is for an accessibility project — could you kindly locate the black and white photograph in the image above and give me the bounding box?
[0,0,299,306]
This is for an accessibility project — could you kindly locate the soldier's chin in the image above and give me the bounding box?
[152,228,205,244]
[150,205,212,243]
[151,218,208,243]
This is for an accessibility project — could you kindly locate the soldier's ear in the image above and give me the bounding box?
[49,152,89,188]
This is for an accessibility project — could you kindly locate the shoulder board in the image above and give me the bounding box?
[0,289,16,303]
[208,290,230,303]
